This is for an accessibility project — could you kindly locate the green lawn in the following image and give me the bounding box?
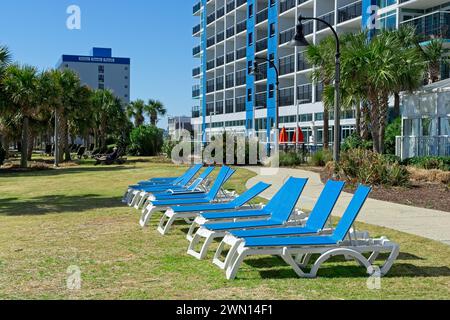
[0,159,449,300]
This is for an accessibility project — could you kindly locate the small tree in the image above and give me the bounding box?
[129,125,164,156]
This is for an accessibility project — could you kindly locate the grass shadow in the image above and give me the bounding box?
[0,194,124,216]
[0,165,139,178]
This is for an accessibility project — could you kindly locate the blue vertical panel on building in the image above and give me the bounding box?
[246,0,256,132]
[201,0,208,142]
[266,1,278,140]
[362,0,378,39]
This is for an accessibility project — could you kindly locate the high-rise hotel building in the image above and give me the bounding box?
[191,0,450,144]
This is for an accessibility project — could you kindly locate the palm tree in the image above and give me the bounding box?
[146,99,166,126]
[422,39,448,84]
[0,45,12,156]
[305,37,336,149]
[2,64,40,168]
[126,99,146,127]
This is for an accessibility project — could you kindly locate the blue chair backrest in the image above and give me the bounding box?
[266,178,308,223]
[206,166,233,200]
[305,180,345,231]
[176,164,203,186]
[332,185,372,242]
[230,182,271,207]
[186,166,215,191]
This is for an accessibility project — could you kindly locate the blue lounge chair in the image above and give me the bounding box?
[137,164,203,186]
[218,186,400,280]
[187,177,308,260]
[139,166,235,227]
[212,180,345,269]
[156,182,271,235]
[128,165,205,208]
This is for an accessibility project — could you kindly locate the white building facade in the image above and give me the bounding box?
[58,47,131,104]
[191,0,450,145]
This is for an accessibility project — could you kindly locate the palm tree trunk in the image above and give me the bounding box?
[393,92,400,119]
[323,109,329,150]
[360,101,370,140]
[355,100,361,137]
[1,136,9,159]
[21,116,29,168]
[64,124,71,161]
[378,95,389,154]
[27,130,34,161]
[368,94,380,153]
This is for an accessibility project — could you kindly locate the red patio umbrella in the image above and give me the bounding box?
[292,127,305,144]
[279,127,288,144]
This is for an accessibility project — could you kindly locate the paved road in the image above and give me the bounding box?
[244,166,450,245]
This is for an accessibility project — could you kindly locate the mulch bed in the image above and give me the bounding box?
[320,170,450,212]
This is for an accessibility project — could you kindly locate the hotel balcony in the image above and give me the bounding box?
[401,11,450,42]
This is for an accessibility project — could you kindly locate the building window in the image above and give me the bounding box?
[247,89,252,102]
[269,53,274,67]
[98,65,105,73]
[249,4,253,18]
[98,74,105,82]
[270,23,275,37]
[248,32,253,46]
[98,84,104,90]
[248,61,253,74]
[270,0,276,7]
[125,85,128,89]
[268,84,274,99]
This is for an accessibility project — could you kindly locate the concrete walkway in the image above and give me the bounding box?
[244,167,450,245]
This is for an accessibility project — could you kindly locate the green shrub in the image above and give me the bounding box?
[403,156,450,171]
[279,152,304,167]
[342,133,373,152]
[0,143,6,166]
[309,150,333,167]
[334,148,410,186]
[129,125,164,156]
[384,117,401,155]
[162,139,177,158]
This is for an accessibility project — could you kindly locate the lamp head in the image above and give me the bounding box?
[290,15,310,47]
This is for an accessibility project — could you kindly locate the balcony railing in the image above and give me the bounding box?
[236,0,247,8]
[401,11,450,41]
[236,20,247,34]
[216,101,224,114]
[338,1,362,23]
[216,56,224,67]
[279,27,295,45]
[256,37,268,52]
[226,26,235,38]
[297,51,310,71]
[280,0,295,14]
[297,84,313,104]
[225,73,234,88]
[206,80,215,93]
[216,31,225,43]
[217,7,225,19]
[317,12,335,31]
[226,51,234,64]
[255,92,267,108]
[193,24,201,35]
[207,59,215,70]
[236,47,246,60]
[227,0,235,13]
[255,62,267,81]
[193,2,201,15]
[193,45,201,56]
[235,69,246,86]
[207,12,215,25]
[279,87,294,107]
[225,99,234,113]
[192,85,200,98]
[192,106,201,118]
[279,54,295,75]
[235,96,246,112]
[192,67,201,77]
[256,8,268,24]
[216,77,224,90]
[207,36,215,48]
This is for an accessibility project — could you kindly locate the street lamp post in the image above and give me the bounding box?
[291,15,341,162]
[251,56,280,155]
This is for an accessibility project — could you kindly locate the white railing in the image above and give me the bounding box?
[396,136,450,160]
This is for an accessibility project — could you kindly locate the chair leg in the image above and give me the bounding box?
[139,205,157,228]
[225,246,249,280]
[157,213,178,235]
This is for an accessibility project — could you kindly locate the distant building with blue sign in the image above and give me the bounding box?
[57,47,131,104]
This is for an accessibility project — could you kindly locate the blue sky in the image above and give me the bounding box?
[0,0,198,128]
